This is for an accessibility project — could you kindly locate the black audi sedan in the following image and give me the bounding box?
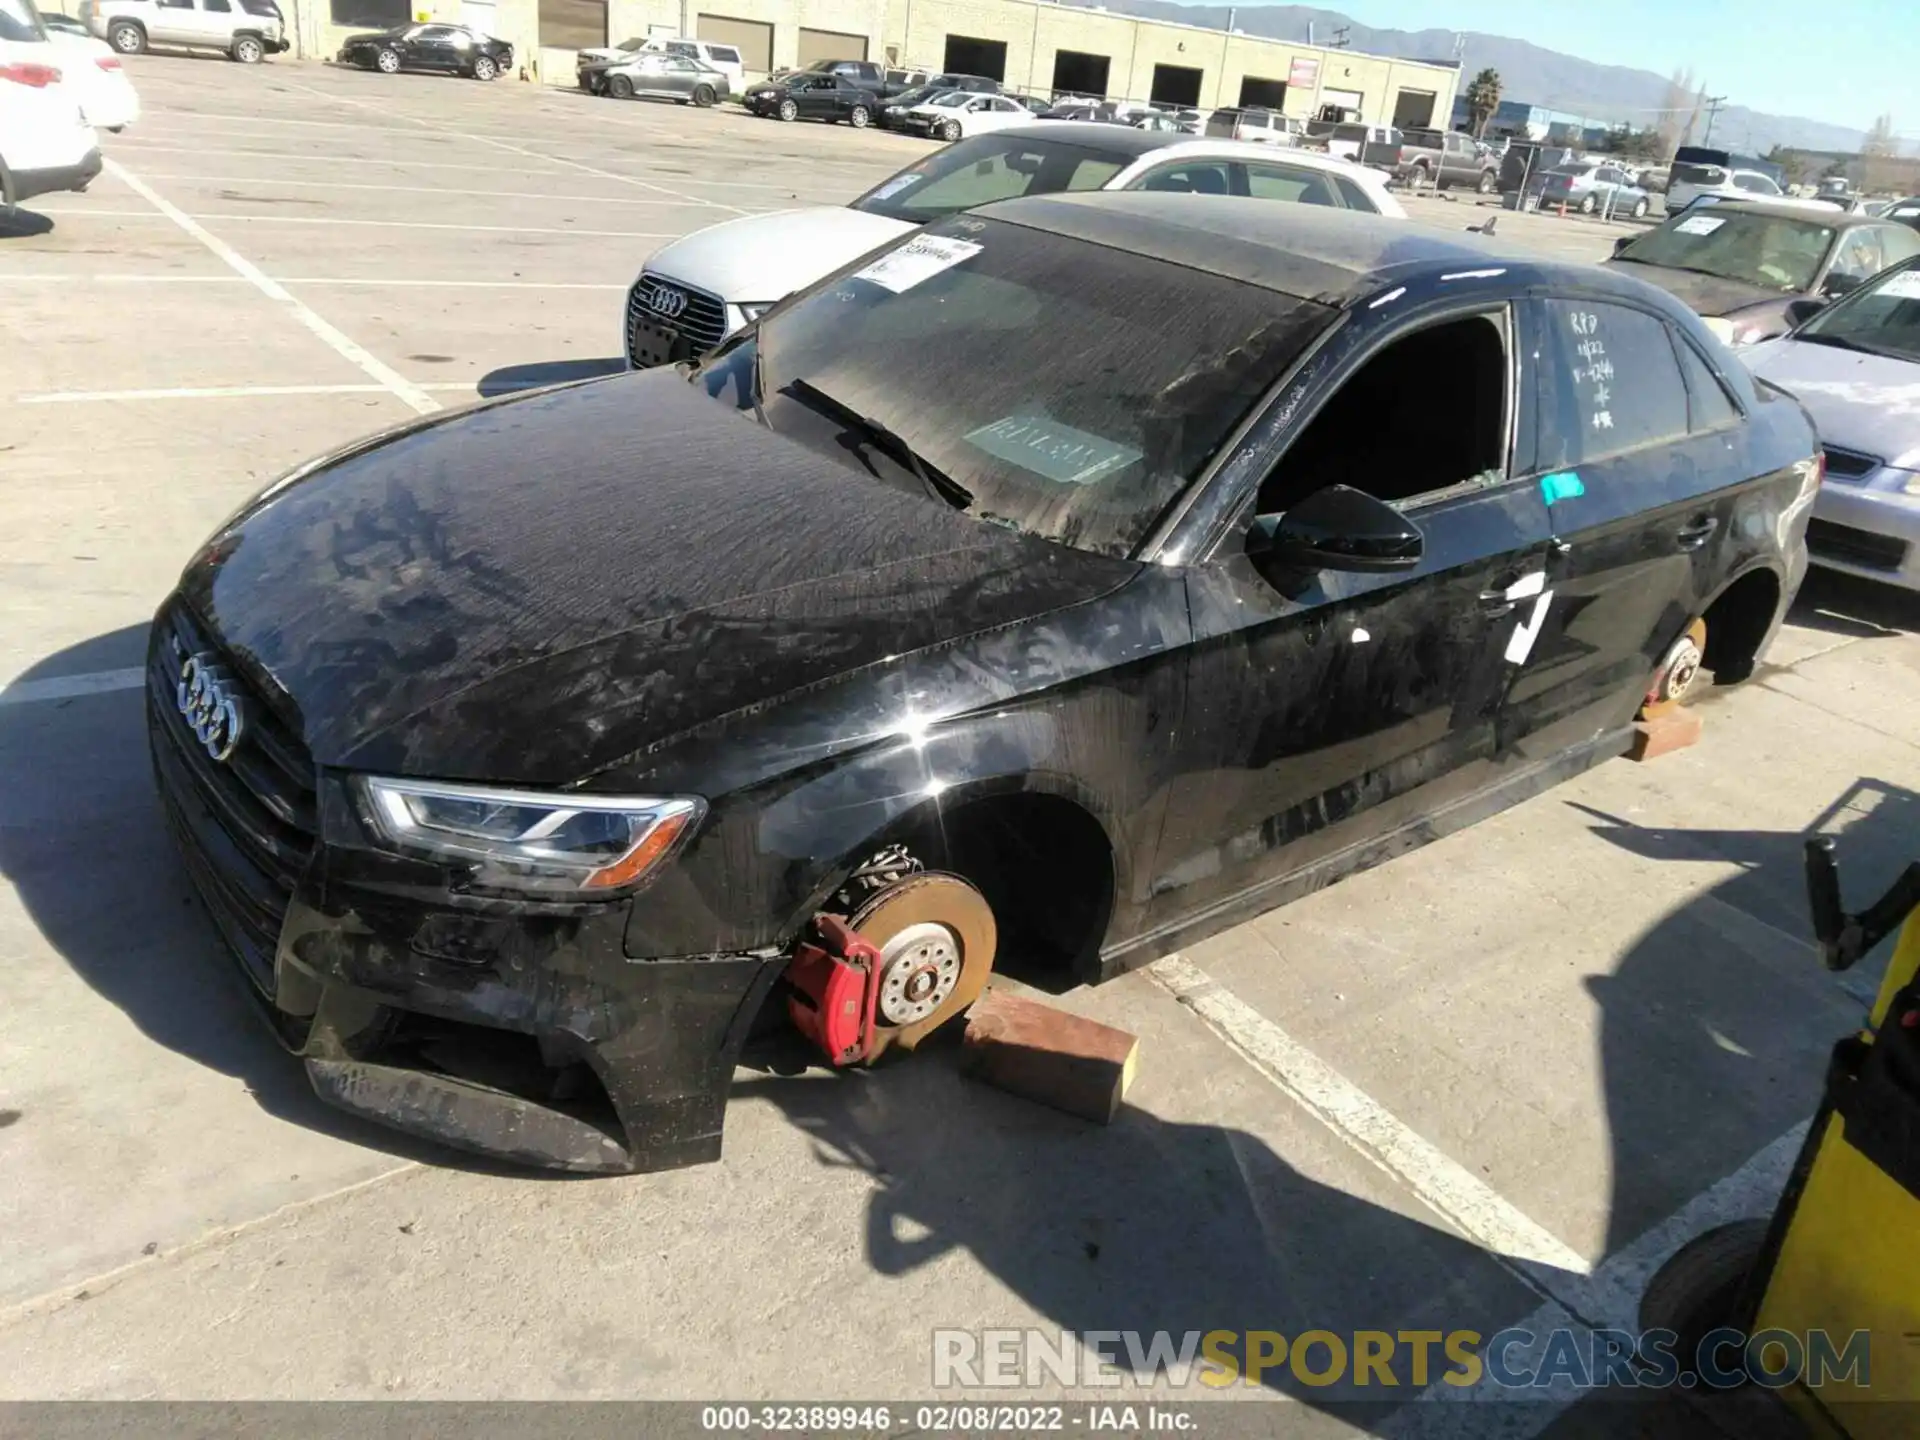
[337,23,512,80]
[149,195,1818,1173]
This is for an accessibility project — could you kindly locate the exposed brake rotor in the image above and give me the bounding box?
[845,871,997,1062]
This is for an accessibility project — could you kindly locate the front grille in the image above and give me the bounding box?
[1821,446,1880,481]
[147,602,317,997]
[1807,518,1910,573]
[624,271,729,368]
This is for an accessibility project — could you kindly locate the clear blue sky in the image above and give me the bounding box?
[1189,1,1909,135]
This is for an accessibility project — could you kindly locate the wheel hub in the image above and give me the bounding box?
[877,922,961,1025]
[1657,630,1705,703]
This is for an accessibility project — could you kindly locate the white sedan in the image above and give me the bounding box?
[897,90,1033,142]
[621,123,1403,367]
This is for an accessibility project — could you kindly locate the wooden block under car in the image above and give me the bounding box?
[1628,707,1704,762]
[960,990,1139,1124]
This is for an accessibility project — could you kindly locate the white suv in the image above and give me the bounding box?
[80,0,287,63]
[2,0,102,209]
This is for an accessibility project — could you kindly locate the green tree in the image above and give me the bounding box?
[1464,67,1502,137]
[1764,145,1818,187]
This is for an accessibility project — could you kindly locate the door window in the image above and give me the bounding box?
[1828,229,1883,284]
[1672,338,1740,433]
[1136,162,1231,195]
[1243,163,1341,206]
[1256,313,1510,515]
[1334,175,1376,211]
[156,0,193,9]
[1879,225,1920,265]
[202,0,231,12]
[1536,300,1689,468]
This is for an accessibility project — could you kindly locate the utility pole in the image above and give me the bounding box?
[1701,95,1727,146]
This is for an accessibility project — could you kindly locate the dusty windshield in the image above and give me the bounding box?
[692,217,1331,558]
[851,135,1132,223]
[1799,263,1920,363]
[1617,209,1835,292]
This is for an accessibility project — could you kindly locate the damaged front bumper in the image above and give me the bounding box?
[146,609,788,1173]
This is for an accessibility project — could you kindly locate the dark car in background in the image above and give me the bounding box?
[150,193,1815,1176]
[878,74,998,129]
[1608,199,1920,345]
[743,71,879,125]
[337,23,512,80]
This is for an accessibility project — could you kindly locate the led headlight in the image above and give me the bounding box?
[357,777,703,896]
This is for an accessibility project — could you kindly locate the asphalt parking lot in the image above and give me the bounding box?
[4,58,1919,1433]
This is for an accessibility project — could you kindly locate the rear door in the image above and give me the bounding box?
[148,0,196,46]
[1506,296,1747,754]
[195,0,233,43]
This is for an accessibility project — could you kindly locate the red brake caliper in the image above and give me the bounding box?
[784,914,884,1065]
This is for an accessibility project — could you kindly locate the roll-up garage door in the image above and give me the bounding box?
[796,26,867,67]
[696,14,772,74]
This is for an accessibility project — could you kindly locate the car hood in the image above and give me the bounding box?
[1742,337,1920,470]
[342,30,402,42]
[179,370,1136,785]
[1604,261,1786,316]
[642,206,915,305]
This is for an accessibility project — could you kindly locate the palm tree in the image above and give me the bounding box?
[1465,67,1503,138]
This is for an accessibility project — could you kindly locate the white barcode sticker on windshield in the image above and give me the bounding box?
[1674,214,1726,235]
[867,173,924,201]
[853,235,983,294]
[1877,270,1920,299]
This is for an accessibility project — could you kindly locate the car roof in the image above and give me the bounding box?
[992,123,1384,177]
[974,190,1665,311]
[1681,198,1877,227]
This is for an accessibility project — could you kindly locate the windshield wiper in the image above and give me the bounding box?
[781,377,973,512]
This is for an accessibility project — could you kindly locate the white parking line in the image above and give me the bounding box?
[0,668,146,707]
[0,275,623,290]
[1149,956,1589,1278]
[17,380,563,404]
[118,173,729,207]
[107,143,577,177]
[275,79,756,217]
[102,161,439,416]
[1152,954,1809,1433]
[29,207,679,238]
[1381,1125,1806,1438]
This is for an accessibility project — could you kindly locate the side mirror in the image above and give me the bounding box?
[1785,296,1829,328]
[1249,486,1425,573]
[1612,234,1632,255]
[1822,271,1864,299]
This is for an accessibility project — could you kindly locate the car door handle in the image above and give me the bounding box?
[1478,589,1519,617]
[1674,517,1719,550]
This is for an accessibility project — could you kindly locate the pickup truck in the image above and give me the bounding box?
[1362,128,1499,193]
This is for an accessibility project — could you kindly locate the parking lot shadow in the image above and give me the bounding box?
[0,626,530,1173]
[1573,777,1918,1253]
[0,207,56,238]
[1786,567,1920,639]
[739,1060,1545,1425]
[478,357,628,397]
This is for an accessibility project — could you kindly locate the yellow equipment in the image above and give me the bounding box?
[1641,838,1920,1436]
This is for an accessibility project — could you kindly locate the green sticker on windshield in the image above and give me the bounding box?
[964,414,1142,485]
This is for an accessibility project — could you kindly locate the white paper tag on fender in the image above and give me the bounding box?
[853,235,983,294]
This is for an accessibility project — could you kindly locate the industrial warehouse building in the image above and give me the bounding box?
[291,0,1460,127]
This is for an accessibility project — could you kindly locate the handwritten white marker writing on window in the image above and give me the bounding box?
[1593,410,1615,431]
[1594,384,1611,406]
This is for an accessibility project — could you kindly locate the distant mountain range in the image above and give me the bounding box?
[1061,1,1872,155]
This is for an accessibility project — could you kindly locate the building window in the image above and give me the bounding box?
[1051,48,1109,98]
[1239,76,1286,109]
[1150,63,1202,108]
[943,35,1007,81]
[537,0,605,50]
[329,0,408,27]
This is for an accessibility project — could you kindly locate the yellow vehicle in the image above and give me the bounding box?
[1641,838,1920,1436]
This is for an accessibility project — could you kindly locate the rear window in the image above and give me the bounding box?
[698,219,1332,557]
[710,45,741,63]
[1331,124,1370,144]
[239,0,280,15]
[0,0,46,41]
[852,134,1130,224]
[1671,162,1726,186]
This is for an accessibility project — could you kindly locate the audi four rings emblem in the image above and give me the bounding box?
[640,280,690,320]
[175,650,247,763]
